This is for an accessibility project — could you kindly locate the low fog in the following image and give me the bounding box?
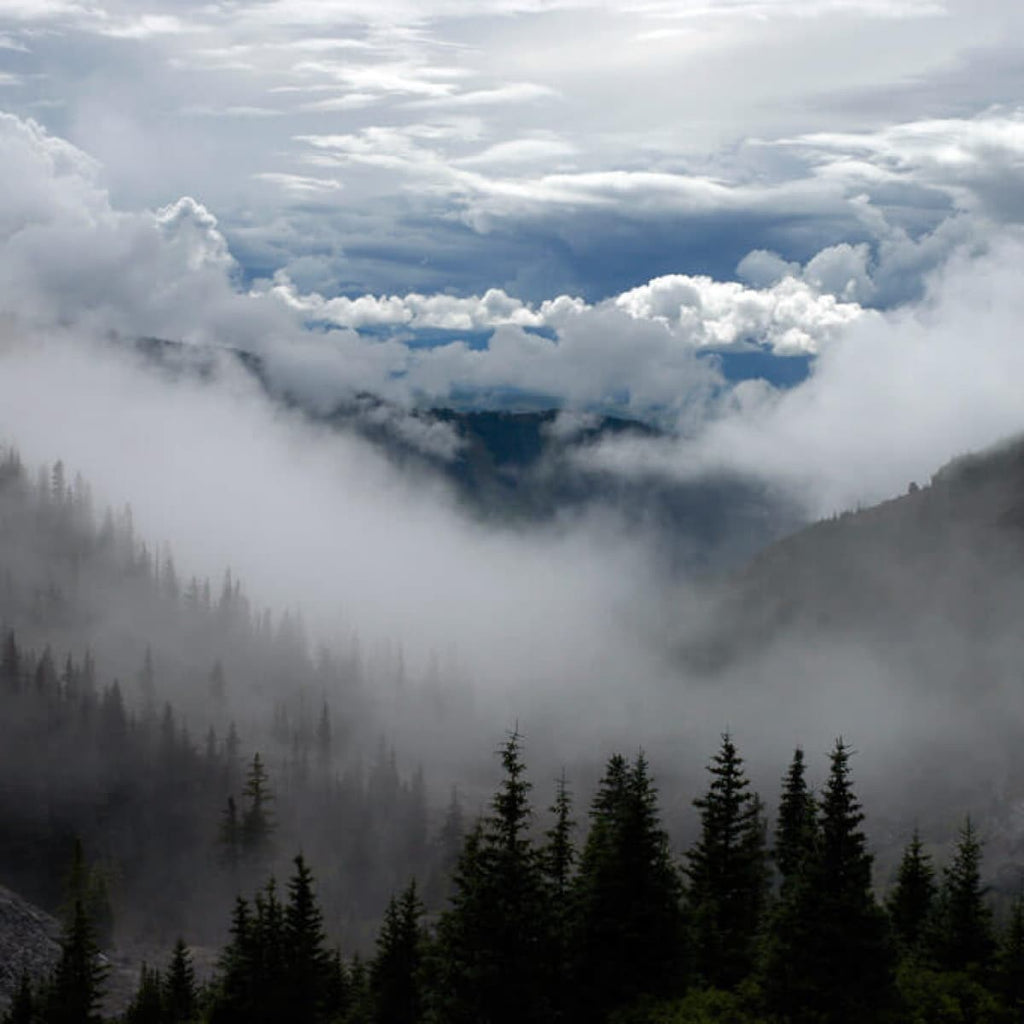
[3,110,1024,884]
[3,309,1024,844]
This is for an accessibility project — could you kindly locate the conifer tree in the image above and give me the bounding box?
[45,898,107,1024]
[931,817,994,975]
[123,964,164,1024]
[763,740,892,1024]
[241,753,274,860]
[210,898,255,1024]
[543,770,576,901]
[572,752,685,1021]
[370,880,425,1024]
[430,730,552,1024]
[163,939,198,1024]
[886,829,936,956]
[685,734,768,990]
[283,855,334,1024]
[773,747,817,888]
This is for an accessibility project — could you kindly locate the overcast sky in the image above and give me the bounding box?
[2,0,1024,509]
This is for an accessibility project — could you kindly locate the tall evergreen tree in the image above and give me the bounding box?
[370,880,425,1024]
[685,734,768,990]
[763,740,892,1024]
[241,753,274,860]
[45,898,107,1024]
[931,817,995,976]
[283,855,334,1024]
[571,752,685,1021]
[123,964,164,1024]
[773,747,817,888]
[429,730,552,1024]
[163,939,198,1024]
[886,829,936,956]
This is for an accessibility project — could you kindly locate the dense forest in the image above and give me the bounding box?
[8,730,1024,1023]
[4,440,1024,1022]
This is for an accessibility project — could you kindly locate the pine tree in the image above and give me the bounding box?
[931,817,994,975]
[164,939,198,1023]
[241,753,274,860]
[763,739,892,1024]
[283,855,334,1024]
[543,770,576,901]
[685,733,768,990]
[886,829,936,956]
[219,797,241,871]
[430,730,553,1024]
[571,752,685,1021]
[45,898,107,1024]
[210,897,255,1024]
[773,747,817,888]
[123,964,164,1024]
[370,880,425,1024]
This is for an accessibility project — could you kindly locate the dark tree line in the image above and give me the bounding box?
[8,730,1024,1023]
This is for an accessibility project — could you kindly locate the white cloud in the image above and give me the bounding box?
[584,230,1024,516]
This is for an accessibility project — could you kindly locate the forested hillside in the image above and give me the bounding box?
[7,436,1024,1022]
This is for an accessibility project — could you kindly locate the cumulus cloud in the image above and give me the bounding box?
[2,106,1023,530]
[583,230,1024,516]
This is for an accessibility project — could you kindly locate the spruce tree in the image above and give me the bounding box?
[763,739,892,1024]
[45,898,107,1024]
[931,817,994,975]
[163,939,198,1023]
[123,964,164,1024]
[241,754,275,860]
[370,880,425,1024]
[773,747,817,888]
[886,829,936,956]
[685,733,768,990]
[283,855,334,1024]
[571,752,685,1021]
[430,729,552,1024]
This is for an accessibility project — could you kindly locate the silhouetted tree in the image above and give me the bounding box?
[685,733,768,990]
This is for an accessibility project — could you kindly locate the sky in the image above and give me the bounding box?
[2,0,1024,508]
[3,0,1024,785]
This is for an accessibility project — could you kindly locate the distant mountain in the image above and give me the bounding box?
[128,335,803,572]
[687,433,1024,670]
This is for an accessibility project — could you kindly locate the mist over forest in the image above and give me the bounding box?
[6,0,1024,1019]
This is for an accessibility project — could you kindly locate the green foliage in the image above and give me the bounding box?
[930,818,995,976]
[685,734,768,991]
[123,964,164,1024]
[762,739,892,1024]
[572,751,686,1021]
[887,829,937,956]
[773,747,817,889]
[428,728,554,1024]
[163,939,198,1024]
[45,897,107,1024]
[895,962,1004,1023]
[370,880,426,1024]
[240,754,274,861]
[282,855,335,1024]
[614,987,762,1023]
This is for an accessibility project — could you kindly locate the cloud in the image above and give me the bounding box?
[582,229,1024,516]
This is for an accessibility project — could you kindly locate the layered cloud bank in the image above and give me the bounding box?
[2,108,1024,527]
